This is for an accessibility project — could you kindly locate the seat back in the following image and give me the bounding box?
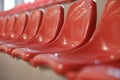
[2,15,16,39]
[10,13,28,39]
[59,0,96,46]
[0,17,8,37]
[36,5,64,43]
[91,0,120,49]
[22,10,43,40]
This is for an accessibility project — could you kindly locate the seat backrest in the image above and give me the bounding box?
[36,5,64,43]
[59,0,96,46]
[0,18,3,35]
[91,0,120,49]
[0,17,8,36]
[10,13,28,39]
[21,9,43,40]
[2,15,16,39]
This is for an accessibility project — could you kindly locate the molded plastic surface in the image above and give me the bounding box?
[0,17,8,38]
[0,13,27,43]
[12,0,96,61]
[0,15,16,41]
[3,5,64,54]
[0,13,28,51]
[67,62,120,80]
[30,0,120,74]
[17,10,43,41]
[0,10,43,52]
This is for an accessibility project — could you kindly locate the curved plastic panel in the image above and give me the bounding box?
[31,0,120,74]
[34,5,64,44]
[67,62,120,80]
[6,5,64,54]
[0,13,28,51]
[0,17,8,38]
[20,10,43,41]
[1,15,16,39]
[12,0,96,61]
[0,10,43,52]
[11,13,28,39]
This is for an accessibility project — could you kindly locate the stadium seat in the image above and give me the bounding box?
[3,5,64,55]
[0,15,16,42]
[67,62,120,80]
[12,0,96,61]
[0,17,8,39]
[0,10,43,53]
[30,0,120,74]
[0,13,28,44]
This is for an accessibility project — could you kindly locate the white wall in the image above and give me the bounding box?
[0,0,24,11]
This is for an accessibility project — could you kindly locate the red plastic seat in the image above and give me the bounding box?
[30,0,120,74]
[0,17,8,39]
[0,13,28,44]
[67,62,120,80]
[0,15,16,41]
[0,10,43,52]
[2,5,64,54]
[12,0,96,61]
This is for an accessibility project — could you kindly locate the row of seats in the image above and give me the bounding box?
[0,0,120,80]
[0,0,97,59]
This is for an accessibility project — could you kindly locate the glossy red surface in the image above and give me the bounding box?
[0,17,8,38]
[11,0,96,61]
[0,15,16,41]
[67,62,120,80]
[0,13,28,51]
[30,0,120,74]
[27,5,64,45]
[3,5,64,54]
[0,13,27,43]
[0,10,43,53]
[17,10,42,41]
[10,13,28,40]
[0,0,119,80]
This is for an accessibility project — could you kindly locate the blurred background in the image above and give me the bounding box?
[0,0,22,11]
[0,0,106,80]
[0,0,35,11]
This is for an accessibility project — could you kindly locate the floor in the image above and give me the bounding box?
[0,53,65,80]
